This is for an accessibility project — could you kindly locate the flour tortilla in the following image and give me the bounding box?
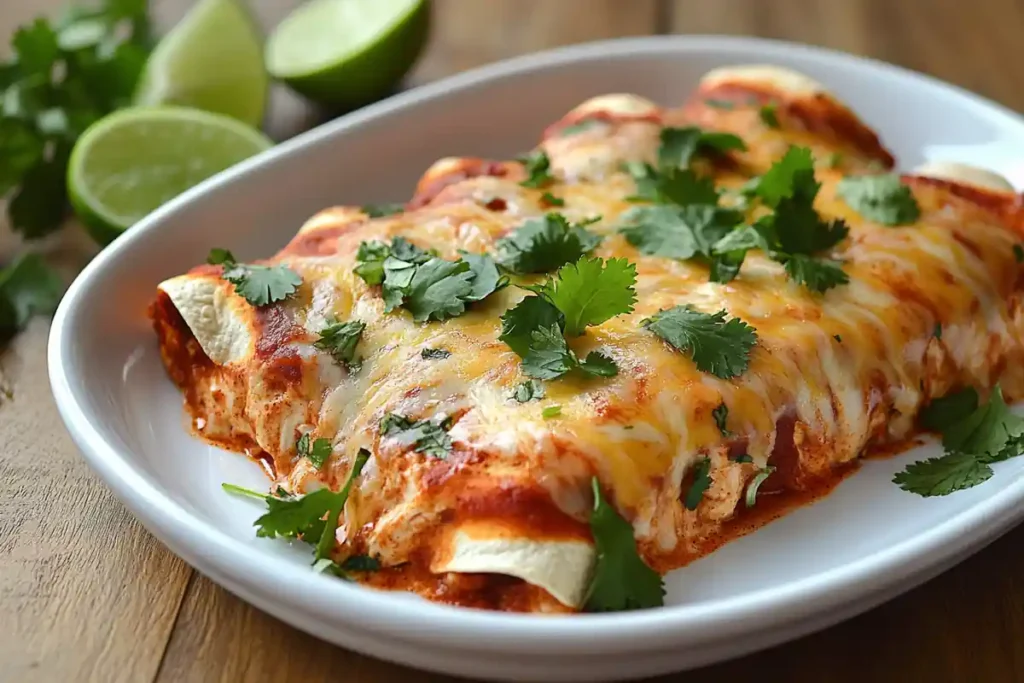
[158,274,254,365]
[912,161,1014,192]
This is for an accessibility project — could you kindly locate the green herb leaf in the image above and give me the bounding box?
[519,149,555,188]
[495,213,602,274]
[221,261,302,307]
[529,256,637,336]
[658,127,746,170]
[521,323,580,380]
[315,449,370,562]
[499,296,564,357]
[421,347,451,360]
[541,405,562,418]
[759,103,780,129]
[683,457,712,510]
[579,351,618,377]
[1014,244,1024,263]
[893,451,992,497]
[314,320,364,368]
[297,433,333,470]
[745,466,776,507]
[540,191,565,207]
[754,146,817,207]
[340,554,381,572]
[512,379,545,402]
[782,254,849,293]
[712,402,731,437]
[403,257,477,322]
[559,120,602,137]
[837,173,920,226]
[362,203,404,218]
[620,204,742,261]
[642,305,758,379]
[731,453,754,464]
[0,251,63,345]
[584,477,665,611]
[461,251,506,301]
[206,247,236,265]
[380,413,453,458]
[921,387,978,432]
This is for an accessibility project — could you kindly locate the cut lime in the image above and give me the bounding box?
[134,0,268,127]
[266,0,430,109]
[68,107,272,245]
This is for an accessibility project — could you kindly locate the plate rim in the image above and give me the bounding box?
[48,33,1024,656]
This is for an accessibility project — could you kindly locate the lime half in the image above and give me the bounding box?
[266,0,429,109]
[68,107,272,245]
[134,0,268,127]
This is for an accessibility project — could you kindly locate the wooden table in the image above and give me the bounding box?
[3,1,1024,681]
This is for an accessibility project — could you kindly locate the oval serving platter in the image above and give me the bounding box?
[49,35,1024,682]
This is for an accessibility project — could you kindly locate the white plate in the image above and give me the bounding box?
[49,36,1024,681]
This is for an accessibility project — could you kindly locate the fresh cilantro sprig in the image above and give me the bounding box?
[354,238,505,322]
[837,173,921,226]
[297,432,333,470]
[0,252,63,346]
[584,477,665,612]
[512,379,545,402]
[222,448,371,566]
[712,403,731,437]
[683,457,712,510]
[518,150,555,188]
[657,126,746,170]
[499,257,637,380]
[380,412,453,458]
[894,386,1024,496]
[1,0,151,239]
[314,320,364,369]
[207,248,302,306]
[495,213,601,274]
[642,305,757,379]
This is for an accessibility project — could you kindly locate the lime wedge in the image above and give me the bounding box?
[266,0,429,109]
[68,107,272,245]
[134,0,268,127]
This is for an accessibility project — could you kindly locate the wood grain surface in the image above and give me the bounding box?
[3,1,1024,682]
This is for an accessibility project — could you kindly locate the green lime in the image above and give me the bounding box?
[266,0,429,109]
[68,107,272,245]
[134,0,268,127]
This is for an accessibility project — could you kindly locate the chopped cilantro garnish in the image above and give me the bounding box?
[584,477,665,612]
[934,322,942,339]
[362,203,404,218]
[783,253,849,292]
[730,453,754,464]
[745,466,776,507]
[894,386,1024,496]
[380,412,453,458]
[520,323,617,380]
[834,334,842,343]
[499,295,564,357]
[759,103,780,129]
[642,305,757,379]
[207,249,302,306]
[518,149,555,188]
[314,320,364,368]
[837,173,921,226]
[340,554,380,572]
[683,457,712,510]
[297,432,333,470]
[625,165,720,206]
[542,405,562,418]
[825,152,844,169]
[512,379,545,402]
[657,126,746,170]
[354,238,503,321]
[540,191,565,207]
[712,402,731,437]
[0,252,63,346]
[421,347,450,360]
[620,203,742,263]
[495,213,601,274]
[1015,244,1024,263]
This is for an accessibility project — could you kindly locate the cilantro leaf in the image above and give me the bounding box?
[893,452,993,497]
[340,554,381,572]
[529,257,637,336]
[782,254,849,293]
[521,324,580,379]
[389,236,432,263]
[713,402,731,437]
[217,256,302,307]
[542,405,562,418]
[759,103,780,129]
[314,320,364,368]
[837,173,921,226]
[656,168,721,207]
[620,204,743,262]
[495,213,602,274]
[519,150,554,188]
[499,296,564,356]
[684,457,712,510]
[461,251,506,301]
[315,448,370,562]
[297,433,333,470]
[512,379,545,402]
[642,305,757,379]
[1015,244,1024,263]
[896,386,1024,496]
[421,347,450,360]
[362,203,404,218]
[658,127,746,170]
[403,257,475,321]
[579,351,618,377]
[0,251,63,345]
[353,240,390,285]
[206,247,236,265]
[754,146,817,207]
[380,413,453,458]
[584,477,665,612]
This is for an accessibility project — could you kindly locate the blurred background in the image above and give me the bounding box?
[3,2,1024,682]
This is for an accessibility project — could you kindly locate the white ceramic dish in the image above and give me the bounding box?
[49,36,1024,681]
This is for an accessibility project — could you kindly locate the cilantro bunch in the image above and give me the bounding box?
[0,252,63,346]
[495,213,602,274]
[354,237,505,322]
[1,0,151,238]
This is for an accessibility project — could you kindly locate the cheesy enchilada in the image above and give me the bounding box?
[151,64,1024,613]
